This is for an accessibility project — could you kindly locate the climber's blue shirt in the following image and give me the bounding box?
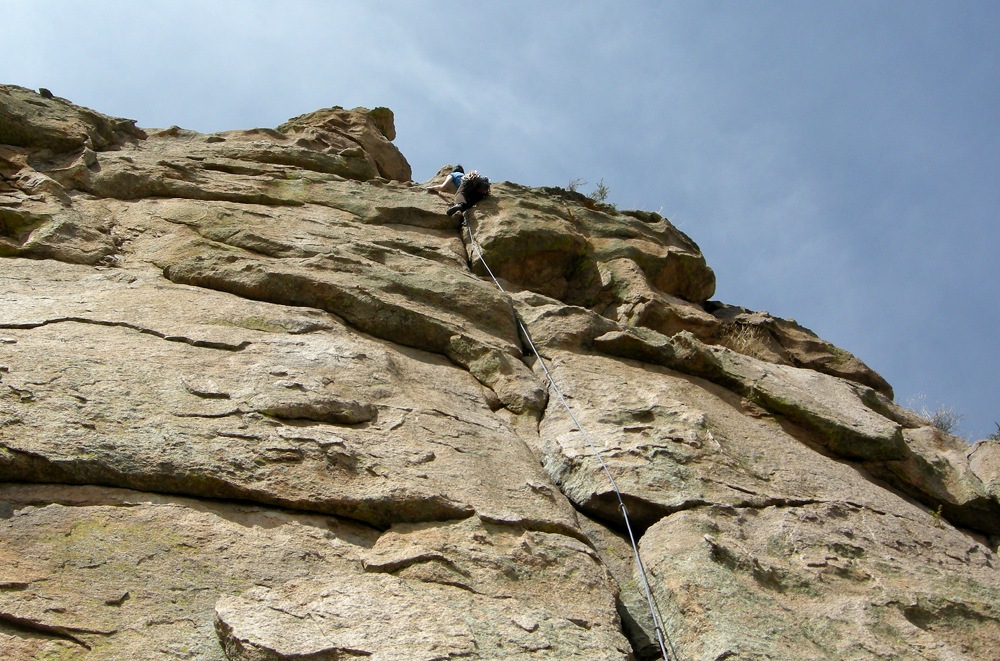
[450,172,464,188]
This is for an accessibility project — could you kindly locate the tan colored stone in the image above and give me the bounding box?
[0,84,145,152]
[867,426,1000,533]
[2,84,998,660]
[524,350,913,530]
[970,439,1000,497]
[276,105,411,181]
[0,259,574,533]
[215,516,631,660]
[0,483,376,659]
[641,502,1000,660]
[710,302,894,397]
[465,183,715,309]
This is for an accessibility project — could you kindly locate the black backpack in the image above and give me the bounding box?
[465,172,491,197]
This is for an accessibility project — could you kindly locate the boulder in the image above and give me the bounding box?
[0,84,145,152]
[277,105,411,181]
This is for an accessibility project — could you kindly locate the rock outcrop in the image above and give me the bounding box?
[2,83,998,660]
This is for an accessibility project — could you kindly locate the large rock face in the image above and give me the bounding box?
[1,83,998,660]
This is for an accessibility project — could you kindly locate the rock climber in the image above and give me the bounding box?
[446,169,491,217]
[426,165,465,195]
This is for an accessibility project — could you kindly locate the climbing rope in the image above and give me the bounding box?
[461,215,679,661]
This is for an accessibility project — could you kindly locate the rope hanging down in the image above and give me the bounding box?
[462,216,679,661]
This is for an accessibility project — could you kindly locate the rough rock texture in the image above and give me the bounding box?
[2,83,998,660]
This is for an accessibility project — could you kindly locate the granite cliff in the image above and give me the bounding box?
[2,83,999,660]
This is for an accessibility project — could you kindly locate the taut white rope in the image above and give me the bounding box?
[463,217,678,660]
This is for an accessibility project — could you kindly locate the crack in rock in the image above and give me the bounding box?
[0,316,250,351]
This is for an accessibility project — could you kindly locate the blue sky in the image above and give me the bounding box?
[5,1,998,440]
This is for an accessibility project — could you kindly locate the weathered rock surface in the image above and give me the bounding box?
[0,85,145,152]
[215,517,631,660]
[642,502,999,660]
[2,84,998,660]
